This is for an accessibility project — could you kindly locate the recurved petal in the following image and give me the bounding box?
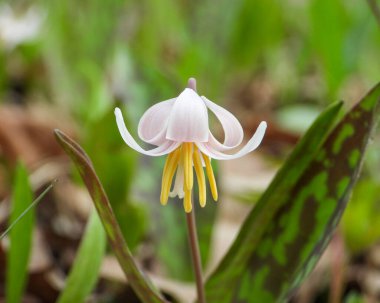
[202,96,244,151]
[115,107,180,156]
[166,88,209,142]
[196,121,267,160]
[138,98,175,145]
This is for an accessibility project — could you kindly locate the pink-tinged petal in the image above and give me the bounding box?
[202,96,243,151]
[115,108,180,156]
[166,88,209,142]
[138,98,175,145]
[196,121,267,160]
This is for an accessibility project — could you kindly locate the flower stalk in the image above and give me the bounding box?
[186,199,206,303]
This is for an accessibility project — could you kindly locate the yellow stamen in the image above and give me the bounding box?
[183,143,193,191]
[201,152,218,201]
[160,148,181,205]
[184,188,192,213]
[193,149,206,207]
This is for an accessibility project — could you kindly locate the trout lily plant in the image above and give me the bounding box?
[54,79,379,303]
[114,79,267,212]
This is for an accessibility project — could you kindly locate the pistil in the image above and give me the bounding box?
[184,188,192,213]
[183,142,194,190]
[193,149,206,207]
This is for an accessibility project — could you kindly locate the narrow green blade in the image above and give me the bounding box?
[6,163,34,303]
[54,129,167,303]
[1,181,56,241]
[57,210,106,303]
[206,83,380,302]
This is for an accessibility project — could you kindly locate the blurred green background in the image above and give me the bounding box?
[1,0,380,301]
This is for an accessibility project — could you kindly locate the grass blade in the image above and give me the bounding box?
[6,163,34,303]
[57,210,106,303]
[54,129,167,303]
[1,180,57,241]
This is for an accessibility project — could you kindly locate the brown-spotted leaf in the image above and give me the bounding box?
[205,83,380,303]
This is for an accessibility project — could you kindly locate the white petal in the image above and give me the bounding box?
[197,121,267,160]
[115,107,180,156]
[169,164,185,199]
[138,98,175,145]
[202,96,244,151]
[166,88,209,142]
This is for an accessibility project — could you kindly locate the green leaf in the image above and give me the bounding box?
[205,101,344,302]
[206,83,380,302]
[208,85,380,302]
[57,210,106,303]
[54,129,167,303]
[6,163,34,303]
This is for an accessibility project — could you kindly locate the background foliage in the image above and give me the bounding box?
[1,0,380,302]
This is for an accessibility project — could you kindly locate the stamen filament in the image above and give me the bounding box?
[201,152,218,201]
[184,188,192,213]
[160,148,181,205]
[193,149,206,207]
[183,143,194,191]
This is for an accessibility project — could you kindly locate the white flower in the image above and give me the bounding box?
[115,78,267,212]
[0,5,43,50]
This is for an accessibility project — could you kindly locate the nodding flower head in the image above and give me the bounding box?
[114,78,267,213]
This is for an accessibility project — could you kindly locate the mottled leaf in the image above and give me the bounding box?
[206,82,380,302]
[205,101,344,303]
[54,129,167,303]
[57,210,106,303]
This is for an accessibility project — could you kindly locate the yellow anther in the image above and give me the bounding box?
[183,143,194,191]
[193,149,206,207]
[201,153,218,201]
[184,188,192,213]
[160,148,181,205]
